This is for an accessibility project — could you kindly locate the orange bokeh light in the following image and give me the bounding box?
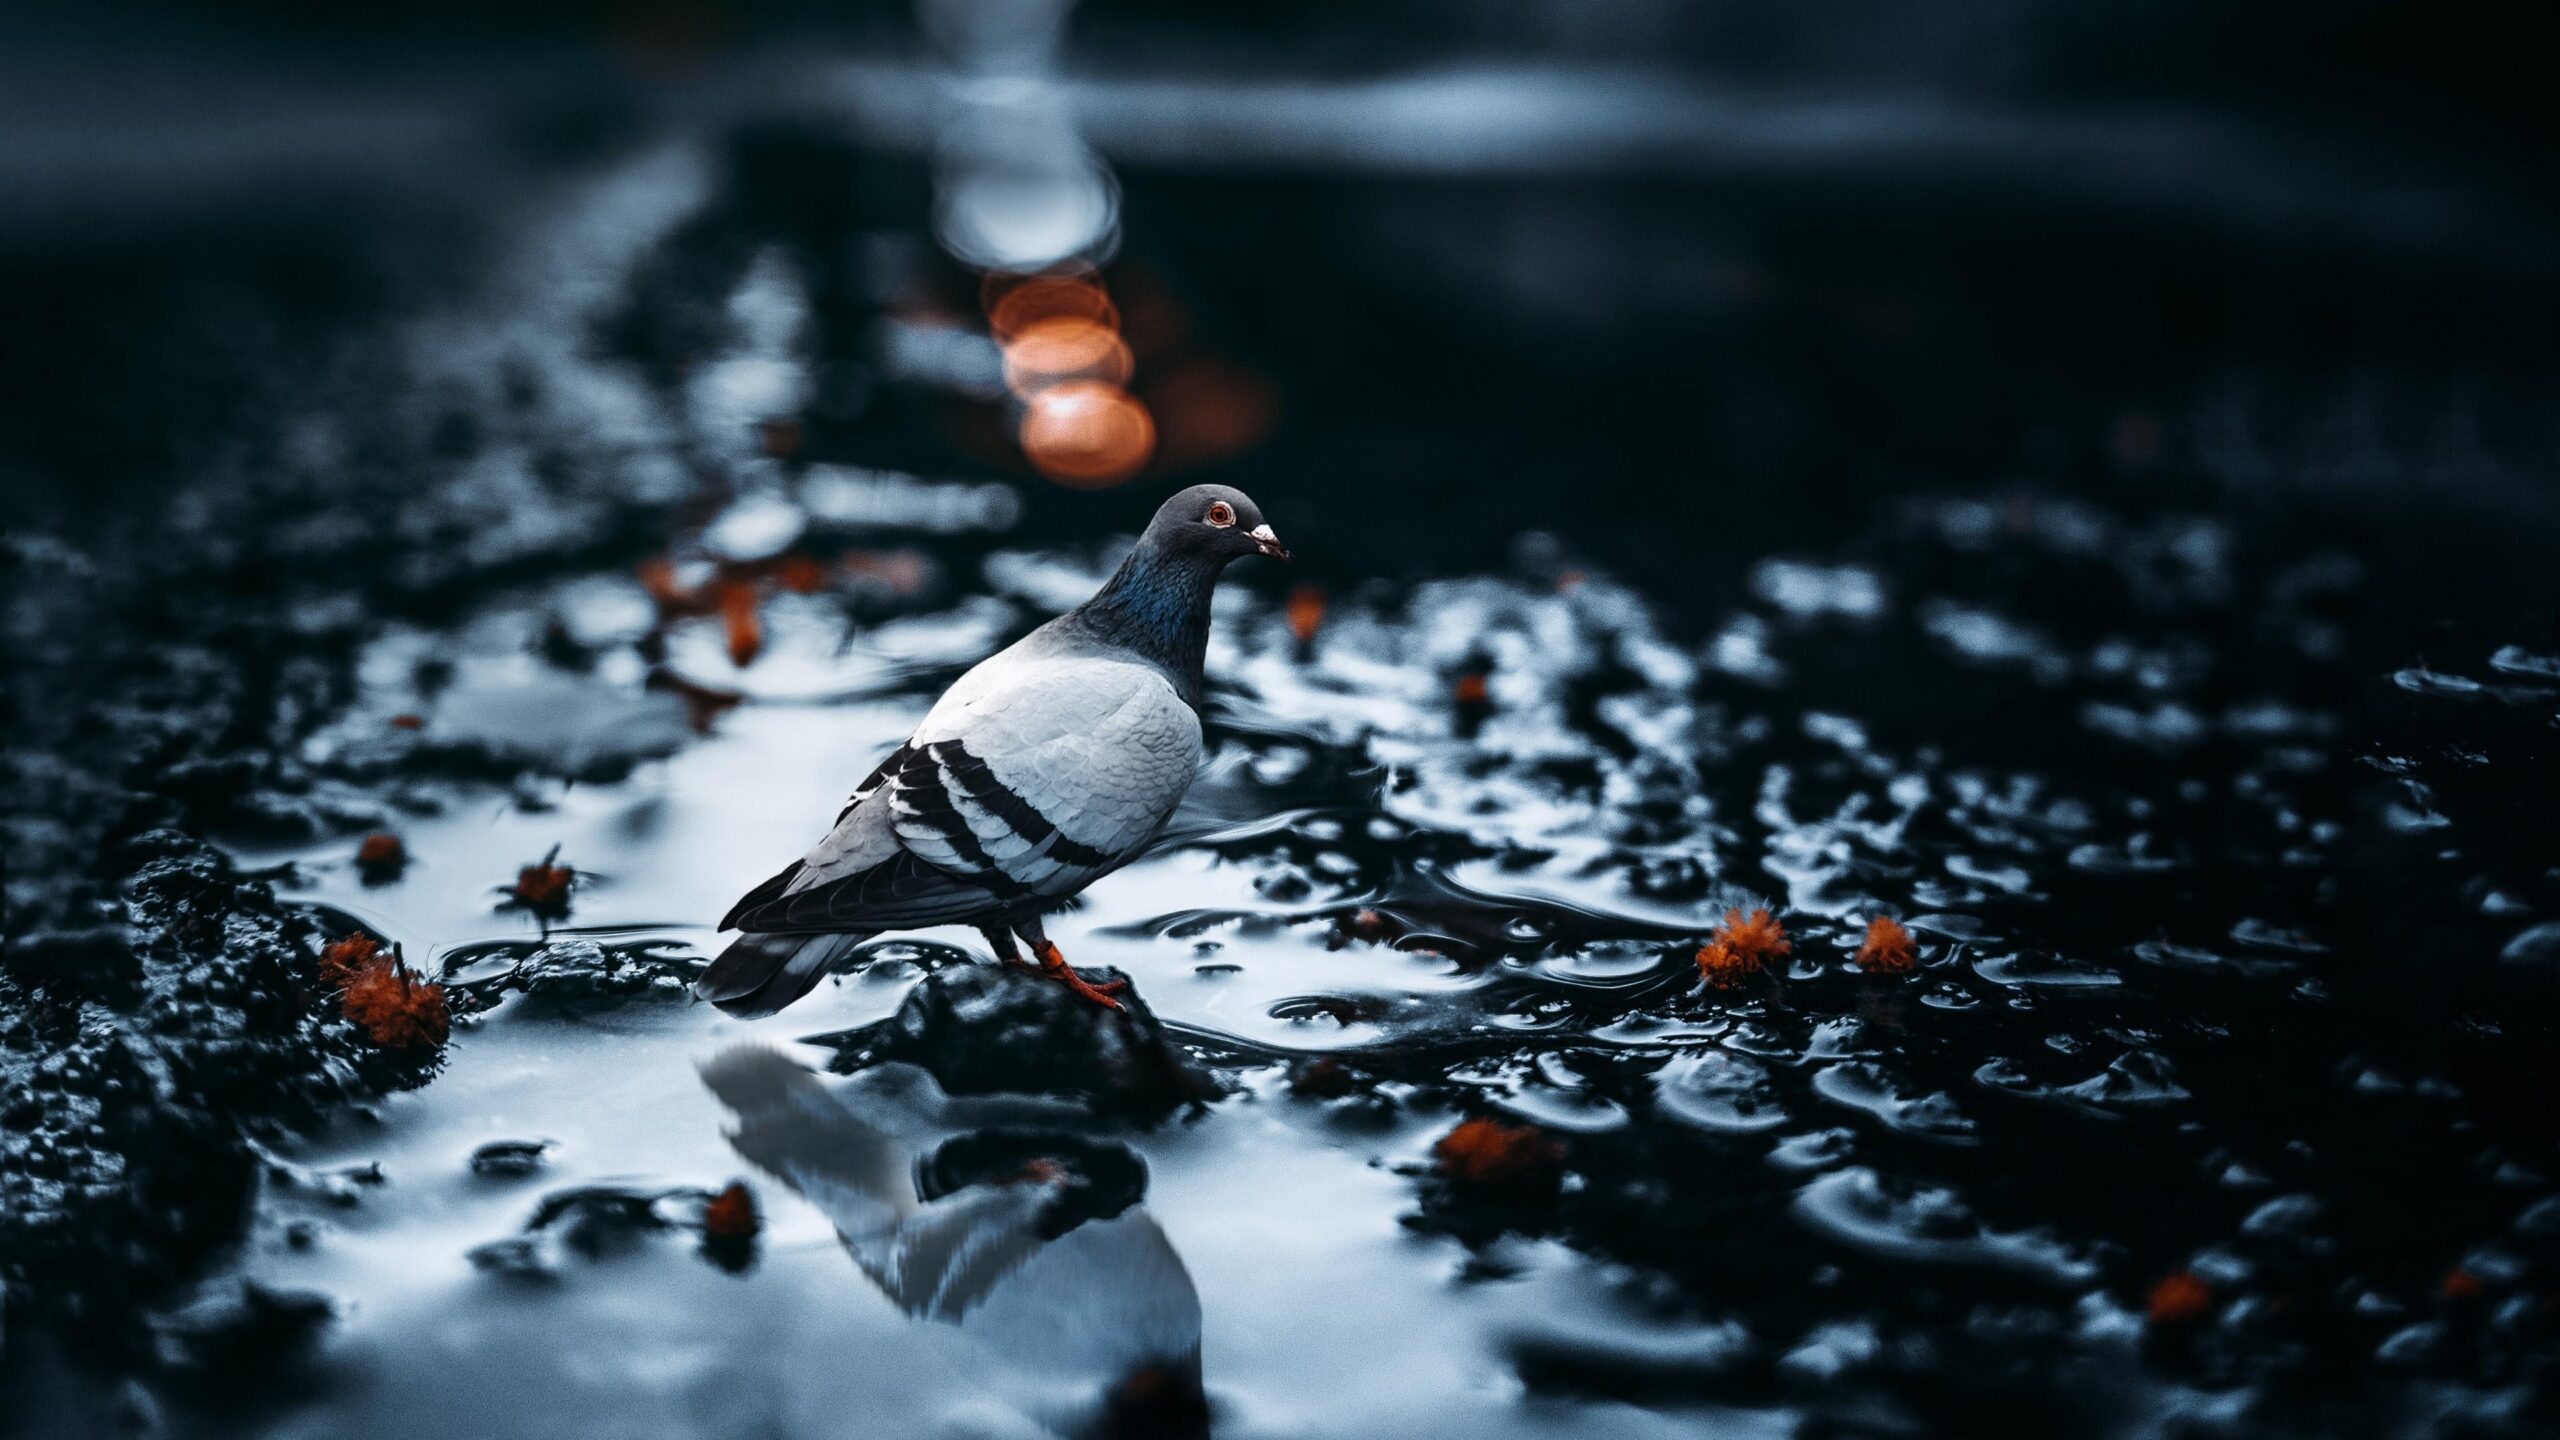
[1002,317,1135,398]
[1020,381,1155,487]
[985,273,1118,340]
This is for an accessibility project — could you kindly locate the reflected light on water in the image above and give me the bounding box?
[1002,315,1134,397]
[913,1,1272,488]
[933,140,1119,274]
[919,0,1116,276]
[985,270,1118,338]
[1020,379,1156,486]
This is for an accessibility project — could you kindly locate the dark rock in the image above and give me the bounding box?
[469,1140,552,1179]
[522,1184,678,1260]
[151,1281,334,1396]
[3,822,381,1361]
[2498,922,2560,968]
[861,965,1222,1123]
[465,1236,556,1284]
[440,937,696,1013]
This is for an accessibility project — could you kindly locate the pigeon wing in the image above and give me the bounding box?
[722,650,1199,935]
[892,655,1202,899]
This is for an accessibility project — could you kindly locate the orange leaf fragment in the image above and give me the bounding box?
[1286,584,1325,646]
[718,580,763,668]
[318,933,382,988]
[1856,915,1917,975]
[637,556,699,616]
[355,831,406,872]
[511,857,575,913]
[775,553,827,594]
[1433,1117,1565,1189]
[1697,907,1790,987]
[2146,1271,2214,1326]
[341,960,450,1050]
[704,1182,759,1240]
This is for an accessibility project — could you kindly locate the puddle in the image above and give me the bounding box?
[109,479,2544,1439]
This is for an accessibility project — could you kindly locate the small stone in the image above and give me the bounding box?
[865,965,1222,1123]
[470,1140,551,1178]
[2498,922,2560,968]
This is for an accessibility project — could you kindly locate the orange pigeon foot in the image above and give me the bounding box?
[1035,940,1126,1010]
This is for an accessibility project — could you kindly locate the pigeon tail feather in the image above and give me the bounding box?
[697,930,870,1016]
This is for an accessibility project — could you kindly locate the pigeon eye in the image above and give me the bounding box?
[1204,501,1236,528]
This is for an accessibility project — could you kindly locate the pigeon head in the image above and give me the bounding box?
[1142,484,1289,565]
[1072,484,1288,704]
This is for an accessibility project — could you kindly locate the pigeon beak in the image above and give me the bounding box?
[1250,524,1291,560]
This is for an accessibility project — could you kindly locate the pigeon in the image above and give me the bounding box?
[697,483,1288,1016]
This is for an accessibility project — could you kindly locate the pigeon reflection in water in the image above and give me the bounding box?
[700,1048,1208,1438]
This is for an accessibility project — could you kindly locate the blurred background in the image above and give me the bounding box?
[5,1,2555,582]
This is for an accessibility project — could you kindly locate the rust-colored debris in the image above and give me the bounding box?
[354,831,407,876]
[841,549,930,598]
[1697,906,1790,987]
[1006,1158,1070,1187]
[1856,915,1917,975]
[718,580,763,668]
[318,933,382,988]
[319,931,447,1050]
[389,713,425,731]
[2146,1271,2214,1326]
[1287,1056,1360,1100]
[1453,672,1490,707]
[2441,1268,2485,1301]
[775,552,828,594]
[1433,1117,1565,1189]
[510,852,575,915]
[757,417,803,459]
[1332,908,1396,948]
[1286,584,1325,647]
[703,1182,760,1241]
[341,960,450,1050]
[637,556,703,618]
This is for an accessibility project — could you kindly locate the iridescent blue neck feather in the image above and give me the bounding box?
[1068,539,1223,709]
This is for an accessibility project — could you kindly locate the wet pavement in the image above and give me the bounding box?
[12,462,2557,1436]
[5,96,2559,1440]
